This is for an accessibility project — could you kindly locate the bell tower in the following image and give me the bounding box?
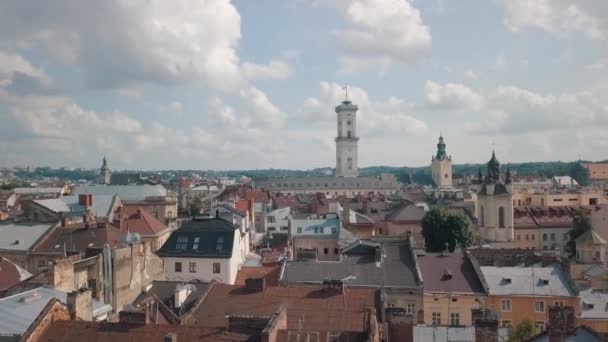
[431,135,453,188]
[335,87,359,178]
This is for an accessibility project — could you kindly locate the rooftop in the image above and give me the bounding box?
[0,257,32,291]
[34,195,117,218]
[281,240,421,288]
[155,217,236,258]
[33,223,125,254]
[416,252,486,294]
[579,288,608,319]
[584,163,608,181]
[0,286,111,337]
[0,223,52,252]
[12,187,64,194]
[191,283,375,334]
[257,176,399,191]
[133,280,210,317]
[122,206,169,237]
[480,265,576,297]
[576,230,607,245]
[72,184,168,202]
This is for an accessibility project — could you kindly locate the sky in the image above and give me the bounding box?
[0,0,608,171]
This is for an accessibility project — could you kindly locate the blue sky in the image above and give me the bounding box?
[0,0,607,170]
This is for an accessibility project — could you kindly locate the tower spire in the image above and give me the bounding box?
[342,84,349,102]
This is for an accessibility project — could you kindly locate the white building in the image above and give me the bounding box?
[156,217,249,285]
[476,151,514,243]
[266,207,291,236]
[335,99,359,178]
[430,135,453,188]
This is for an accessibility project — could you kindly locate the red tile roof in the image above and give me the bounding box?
[234,266,280,287]
[37,321,252,342]
[122,206,168,236]
[245,190,270,204]
[191,284,375,333]
[33,223,125,254]
[584,163,608,180]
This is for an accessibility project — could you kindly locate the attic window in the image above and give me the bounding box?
[540,278,549,285]
[193,237,200,250]
[217,236,224,252]
[503,277,512,284]
[176,236,188,250]
[584,302,595,309]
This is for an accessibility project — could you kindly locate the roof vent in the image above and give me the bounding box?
[539,278,549,285]
[441,269,453,281]
[10,240,19,246]
[19,292,41,304]
[503,277,512,284]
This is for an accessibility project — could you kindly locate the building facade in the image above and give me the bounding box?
[431,135,453,188]
[335,99,359,178]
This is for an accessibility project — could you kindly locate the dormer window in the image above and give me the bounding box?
[176,236,188,250]
[540,278,549,285]
[193,237,200,250]
[216,236,224,252]
[503,277,512,284]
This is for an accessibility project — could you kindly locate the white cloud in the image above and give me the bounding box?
[587,58,608,70]
[242,58,292,80]
[425,80,485,111]
[170,101,183,113]
[239,86,286,128]
[297,81,426,136]
[0,51,49,88]
[0,0,244,90]
[497,0,604,39]
[321,0,431,73]
[464,69,478,80]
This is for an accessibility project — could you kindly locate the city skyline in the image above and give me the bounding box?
[1,0,607,170]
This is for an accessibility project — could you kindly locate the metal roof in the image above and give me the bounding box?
[0,223,52,252]
[480,265,576,297]
[12,187,64,194]
[579,288,608,319]
[34,195,116,218]
[72,184,167,202]
[0,286,111,337]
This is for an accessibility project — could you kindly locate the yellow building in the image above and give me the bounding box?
[417,251,487,326]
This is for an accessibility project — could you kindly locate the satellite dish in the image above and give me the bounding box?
[123,232,142,245]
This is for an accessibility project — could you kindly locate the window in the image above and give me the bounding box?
[535,301,545,313]
[550,233,555,241]
[320,227,325,234]
[432,312,441,325]
[502,320,512,328]
[192,237,199,250]
[517,234,521,241]
[535,321,545,332]
[347,157,353,170]
[213,263,220,274]
[480,206,485,227]
[334,248,339,254]
[590,198,598,205]
[531,234,535,240]
[268,227,276,231]
[174,262,182,273]
[347,131,352,138]
[450,313,460,326]
[498,207,505,228]
[216,236,224,252]
[563,233,569,241]
[189,262,196,273]
[280,226,288,231]
[324,248,329,255]
[543,233,548,241]
[331,227,337,234]
[554,301,564,307]
[314,227,319,234]
[297,227,302,234]
[406,304,415,314]
[525,234,529,241]
[176,236,188,250]
[267,216,276,223]
[501,299,512,312]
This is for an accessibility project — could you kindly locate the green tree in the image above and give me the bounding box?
[189,196,203,217]
[507,319,534,342]
[422,208,474,252]
[566,208,592,258]
[569,162,590,186]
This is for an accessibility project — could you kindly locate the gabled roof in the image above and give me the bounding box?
[156,218,236,258]
[576,230,607,245]
[579,288,608,319]
[480,265,576,297]
[417,252,486,294]
[133,280,210,317]
[33,223,126,254]
[122,206,169,236]
[0,257,32,291]
[385,203,426,222]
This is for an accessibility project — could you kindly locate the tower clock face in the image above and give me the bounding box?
[346,119,352,125]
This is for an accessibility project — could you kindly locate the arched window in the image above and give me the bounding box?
[480,206,485,227]
[498,207,505,228]
[347,157,353,170]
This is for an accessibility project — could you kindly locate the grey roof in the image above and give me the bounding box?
[0,286,111,337]
[584,264,608,278]
[134,280,210,316]
[527,326,603,342]
[256,176,399,191]
[72,184,167,202]
[579,288,608,319]
[34,195,116,218]
[280,240,421,288]
[0,223,52,252]
[385,204,426,221]
[480,265,576,297]
[413,326,474,342]
[12,187,64,194]
[156,218,236,258]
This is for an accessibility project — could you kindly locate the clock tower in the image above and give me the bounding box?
[335,97,359,178]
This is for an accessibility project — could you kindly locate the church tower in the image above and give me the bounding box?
[98,156,111,185]
[431,135,453,188]
[335,98,359,178]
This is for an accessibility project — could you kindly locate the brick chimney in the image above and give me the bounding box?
[548,305,575,341]
[66,288,92,321]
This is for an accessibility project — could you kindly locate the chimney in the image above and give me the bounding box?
[245,278,265,292]
[472,309,499,342]
[164,332,177,342]
[66,288,92,321]
[548,305,575,341]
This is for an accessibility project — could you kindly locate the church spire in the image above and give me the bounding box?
[486,150,500,183]
[434,134,448,161]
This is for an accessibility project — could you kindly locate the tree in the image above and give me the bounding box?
[569,162,590,186]
[507,319,534,342]
[566,208,592,258]
[422,208,474,252]
[189,196,203,217]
